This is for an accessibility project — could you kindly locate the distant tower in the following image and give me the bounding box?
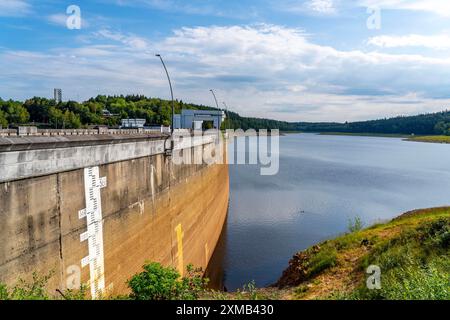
[54,88,62,103]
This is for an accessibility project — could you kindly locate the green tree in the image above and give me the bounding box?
[63,110,81,129]
[0,110,8,128]
[23,97,54,123]
[0,99,6,127]
[434,121,450,135]
[3,101,29,124]
[48,107,64,128]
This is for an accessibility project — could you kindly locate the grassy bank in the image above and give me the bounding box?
[274,207,449,300]
[406,135,450,144]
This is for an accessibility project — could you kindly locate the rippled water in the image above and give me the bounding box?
[211,133,450,291]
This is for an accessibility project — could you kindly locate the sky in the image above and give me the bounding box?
[1,0,450,122]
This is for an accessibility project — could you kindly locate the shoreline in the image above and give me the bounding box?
[405,135,450,144]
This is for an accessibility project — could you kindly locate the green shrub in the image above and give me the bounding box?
[128,262,208,300]
[0,272,53,300]
[243,281,259,300]
[233,281,279,300]
[348,216,364,233]
[58,285,88,300]
[180,264,209,300]
[0,284,8,300]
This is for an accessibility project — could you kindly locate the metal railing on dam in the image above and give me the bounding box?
[0,126,171,137]
[0,132,229,298]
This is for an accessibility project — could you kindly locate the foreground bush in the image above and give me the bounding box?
[0,272,52,300]
[128,263,208,300]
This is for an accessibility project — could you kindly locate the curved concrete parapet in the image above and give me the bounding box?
[0,134,168,183]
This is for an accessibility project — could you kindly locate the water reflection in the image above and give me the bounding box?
[205,216,227,290]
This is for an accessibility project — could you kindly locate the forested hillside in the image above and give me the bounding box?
[223,110,450,135]
[0,95,449,135]
[0,95,214,129]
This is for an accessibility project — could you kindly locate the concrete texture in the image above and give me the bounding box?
[0,136,229,297]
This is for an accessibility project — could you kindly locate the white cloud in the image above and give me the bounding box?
[47,13,90,29]
[1,24,450,121]
[47,14,67,27]
[94,29,150,49]
[308,0,336,14]
[277,0,337,15]
[368,34,450,50]
[358,0,450,17]
[0,0,31,17]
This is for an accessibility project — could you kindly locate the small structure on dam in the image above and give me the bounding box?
[0,128,229,298]
[174,109,226,130]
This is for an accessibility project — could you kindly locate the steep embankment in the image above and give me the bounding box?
[275,207,450,300]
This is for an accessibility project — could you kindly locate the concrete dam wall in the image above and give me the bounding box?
[0,132,229,297]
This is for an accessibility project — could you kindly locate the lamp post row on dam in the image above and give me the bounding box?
[210,89,220,110]
[155,54,175,136]
[156,55,226,142]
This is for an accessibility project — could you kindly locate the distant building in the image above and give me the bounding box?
[54,88,62,103]
[121,118,146,128]
[174,109,226,130]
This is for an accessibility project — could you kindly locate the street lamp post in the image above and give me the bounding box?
[210,89,220,131]
[156,54,175,135]
[209,89,219,109]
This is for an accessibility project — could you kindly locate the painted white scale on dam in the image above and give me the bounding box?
[78,166,107,299]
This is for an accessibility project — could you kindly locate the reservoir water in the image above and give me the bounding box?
[214,133,450,291]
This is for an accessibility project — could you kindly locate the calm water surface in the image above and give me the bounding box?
[214,133,450,291]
